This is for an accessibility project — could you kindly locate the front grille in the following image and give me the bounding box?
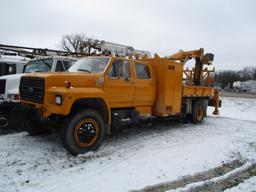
[20,77,45,104]
[0,79,6,94]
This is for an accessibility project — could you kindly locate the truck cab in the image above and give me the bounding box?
[20,56,156,117]
[0,56,77,129]
[0,56,77,101]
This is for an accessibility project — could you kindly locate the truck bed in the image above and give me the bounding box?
[182,85,214,97]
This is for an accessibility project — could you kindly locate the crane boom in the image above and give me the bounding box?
[169,48,214,86]
[81,39,151,58]
[169,48,213,64]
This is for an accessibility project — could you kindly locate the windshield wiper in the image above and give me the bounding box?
[77,69,91,73]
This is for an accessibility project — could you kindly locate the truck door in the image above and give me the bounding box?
[132,62,155,106]
[104,59,134,107]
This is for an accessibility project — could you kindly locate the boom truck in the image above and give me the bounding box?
[19,40,220,155]
[0,44,78,129]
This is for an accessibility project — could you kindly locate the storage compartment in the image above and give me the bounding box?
[147,56,184,116]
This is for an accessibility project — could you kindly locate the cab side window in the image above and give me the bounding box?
[109,60,131,78]
[56,60,74,72]
[8,64,16,75]
[55,60,73,72]
[56,60,65,72]
[0,63,16,75]
[135,63,150,79]
[63,60,73,70]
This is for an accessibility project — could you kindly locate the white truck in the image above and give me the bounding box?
[0,56,77,129]
[0,50,29,76]
[233,80,256,93]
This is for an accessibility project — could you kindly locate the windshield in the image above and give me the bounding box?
[24,58,53,73]
[68,58,109,73]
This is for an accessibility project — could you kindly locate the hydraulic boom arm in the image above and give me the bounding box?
[169,48,214,86]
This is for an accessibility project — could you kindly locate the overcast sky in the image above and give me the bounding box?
[1,0,256,70]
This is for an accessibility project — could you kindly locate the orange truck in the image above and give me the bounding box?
[19,48,220,155]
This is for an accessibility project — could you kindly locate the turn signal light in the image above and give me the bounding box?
[64,81,71,88]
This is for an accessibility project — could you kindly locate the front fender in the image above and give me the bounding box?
[44,87,111,122]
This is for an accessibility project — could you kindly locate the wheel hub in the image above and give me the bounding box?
[78,123,96,143]
[74,118,99,147]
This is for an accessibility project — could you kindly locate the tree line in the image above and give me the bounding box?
[214,67,256,89]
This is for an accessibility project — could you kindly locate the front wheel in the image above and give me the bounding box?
[61,109,105,155]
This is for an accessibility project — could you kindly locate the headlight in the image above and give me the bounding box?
[7,94,20,101]
[55,95,62,105]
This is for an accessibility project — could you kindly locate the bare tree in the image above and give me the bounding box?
[60,33,87,53]
[238,67,256,80]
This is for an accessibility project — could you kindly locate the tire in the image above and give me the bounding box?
[203,99,209,117]
[191,100,205,123]
[61,109,105,155]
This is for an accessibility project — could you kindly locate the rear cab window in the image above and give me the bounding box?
[134,63,150,80]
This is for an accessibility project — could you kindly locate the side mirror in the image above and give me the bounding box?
[205,53,214,62]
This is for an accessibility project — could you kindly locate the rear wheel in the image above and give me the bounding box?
[61,109,105,155]
[191,100,205,123]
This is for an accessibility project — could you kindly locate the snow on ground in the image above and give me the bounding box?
[0,96,256,192]
[218,96,256,121]
[224,176,256,192]
[167,162,256,192]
